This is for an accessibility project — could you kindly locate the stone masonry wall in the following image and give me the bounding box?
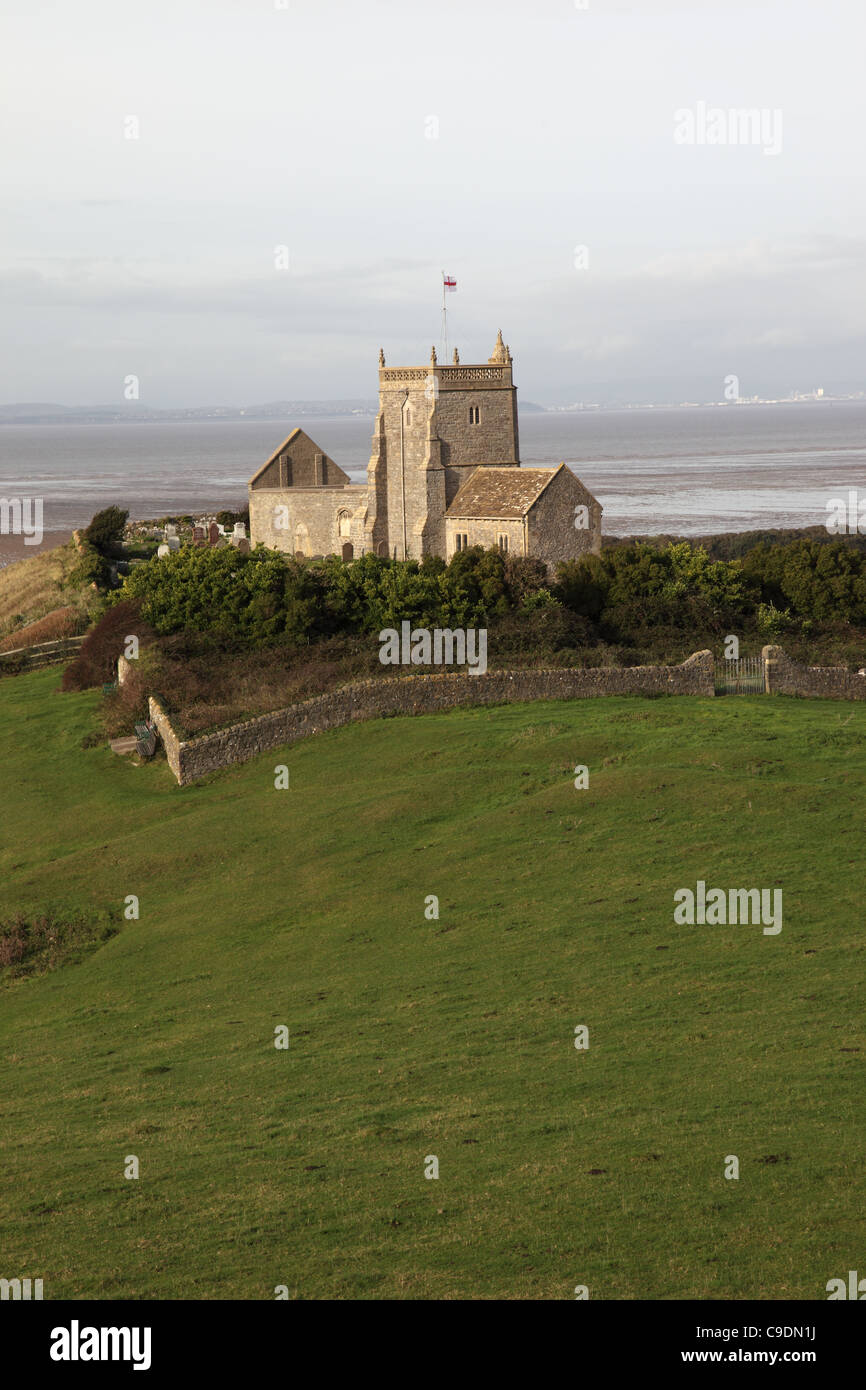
[253,433,347,489]
[249,485,367,556]
[445,516,525,558]
[380,386,445,560]
[149,651,715,786]
[433,385,519,467]
[528,468,603,570]
[148,696,184,781]
[762,645,866,699]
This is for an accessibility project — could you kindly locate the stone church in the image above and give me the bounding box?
[248,333,602,570]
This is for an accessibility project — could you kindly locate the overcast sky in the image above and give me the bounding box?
[1,0,864,406]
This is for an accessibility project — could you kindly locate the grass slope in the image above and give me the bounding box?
[0,669,864,1300]
[0,543,92,639]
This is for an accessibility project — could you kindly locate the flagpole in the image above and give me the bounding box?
[441,270,448,360]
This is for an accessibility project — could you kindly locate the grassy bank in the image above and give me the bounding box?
[0,669,863,1298]
[0,541,95,641]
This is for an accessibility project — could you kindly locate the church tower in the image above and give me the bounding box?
[366,332,521,560]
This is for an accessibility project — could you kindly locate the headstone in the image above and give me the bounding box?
[157,543,170,558]
[192,525,206,546]
[167,535,181,551]
[165,523,178,538]
[235,537,251,554]
[233,522,247,538]
[208,522,220,546]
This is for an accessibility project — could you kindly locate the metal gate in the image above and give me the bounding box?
[714,656,765,695]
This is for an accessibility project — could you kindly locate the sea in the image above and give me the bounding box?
[2,401,865,567]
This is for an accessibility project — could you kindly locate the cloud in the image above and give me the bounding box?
[2,231,864,405]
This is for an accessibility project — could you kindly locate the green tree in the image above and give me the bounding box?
[83,507,129,559]
[555,554,610,620]
[118,546,319,647]
[779,540,866,622]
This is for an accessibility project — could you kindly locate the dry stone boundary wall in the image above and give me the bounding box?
[148,651,716,786]
[143,647,866,787]
[762,644,866,699]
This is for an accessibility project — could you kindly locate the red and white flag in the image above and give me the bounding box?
[443,275,457,291]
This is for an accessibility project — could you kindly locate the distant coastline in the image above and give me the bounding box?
[1,396,859,426]
[0,401,550,426]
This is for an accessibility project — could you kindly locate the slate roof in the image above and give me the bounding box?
[446,465,563,519]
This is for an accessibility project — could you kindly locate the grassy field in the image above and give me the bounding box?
[0,667,864,1300]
